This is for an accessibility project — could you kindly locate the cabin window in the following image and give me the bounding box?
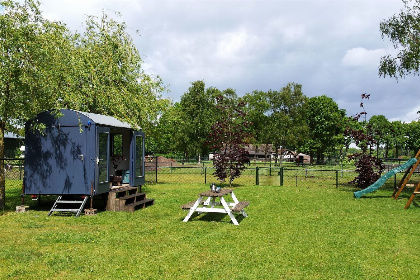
[98,132,109,183]
[135,135,144,177]
[111,134,123,156]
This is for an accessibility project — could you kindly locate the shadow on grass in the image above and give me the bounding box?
[4,190,108,216]
[181,211,246,225]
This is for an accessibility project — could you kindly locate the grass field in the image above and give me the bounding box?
[2,178,420,279]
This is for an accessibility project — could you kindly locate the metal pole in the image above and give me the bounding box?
[256,167,259,185]
[394,173,397,189]
[205,167,207,184]
[21,179,25,206]
[336,170,338,188]
[155,157,158,183]
[280,167,284,186]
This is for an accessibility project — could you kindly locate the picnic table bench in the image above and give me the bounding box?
[181,189,249,225]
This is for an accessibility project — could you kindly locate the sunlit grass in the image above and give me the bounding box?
[2,176,420,279]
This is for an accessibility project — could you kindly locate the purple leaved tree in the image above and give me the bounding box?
[345,93,385,189]
[207,96,251,187]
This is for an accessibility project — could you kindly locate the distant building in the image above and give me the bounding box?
[4,132,24,158]
[295,153,311,164]
[244,144,296,162]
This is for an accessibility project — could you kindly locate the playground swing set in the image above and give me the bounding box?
[354,148,420,209]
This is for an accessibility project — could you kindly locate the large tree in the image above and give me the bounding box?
[176,81,217,161]
[368,115,392,158]
[241,90,271,159]
[304,95,346,164]
[0,0,166,209]
[345,95,385,189]
[67,11,166,129]
[390,120,407,158]
[0,0,73,208]
[405,120,420,156]
[266,83,308,164]
[379,0,420,78]
[207,95,250,186]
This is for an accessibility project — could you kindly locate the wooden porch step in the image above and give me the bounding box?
[118,192,146,201]
[125,198,155,212]
[231,201,250,212]
[106,186,154,212]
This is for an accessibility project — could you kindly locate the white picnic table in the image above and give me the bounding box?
[182,189,249,226]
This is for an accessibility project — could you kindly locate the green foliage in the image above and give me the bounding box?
[241,83,308,163]
[390,120,407,158]
[241,90,271,145]
[0,0,70,208]
[405,120,420,156]
[66,11,167,130]
[379,0,420,78]
[266,83,308,154]
[0,0,166,208]
[368,115,392,158]
[161,81,218,159]
[303,95,346,163]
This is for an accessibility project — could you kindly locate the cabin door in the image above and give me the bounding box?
[96,127,110,194]
[57,127,88,194]
[130,131,145,186]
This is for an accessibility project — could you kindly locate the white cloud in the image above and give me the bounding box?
[216,28,263,64]
[391,105,420,123]
[341,47,388,68]
[35,0,420,121]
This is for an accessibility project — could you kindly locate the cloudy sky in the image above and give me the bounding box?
[39,0,419,122]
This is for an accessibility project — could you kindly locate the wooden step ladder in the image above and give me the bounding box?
[106,185,154,212]
[404,182,420,209]
[48,195,89,217]
[393,149,420,199]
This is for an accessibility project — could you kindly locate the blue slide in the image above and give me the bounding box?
[354,158,418,198]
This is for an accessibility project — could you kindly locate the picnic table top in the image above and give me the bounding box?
[198,189,232,197]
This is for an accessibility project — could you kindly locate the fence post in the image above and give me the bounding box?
[336,170,338,188]
[279,167,284,186]
[394,173,397,189]
[155,157,158,183]
[256,167,259,185]
[20,159,23,180]
[204,167,207,184]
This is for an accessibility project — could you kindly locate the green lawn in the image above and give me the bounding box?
[1,180,420,279]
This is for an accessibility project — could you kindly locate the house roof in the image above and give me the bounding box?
[73,110,136,130]
[5,132,23,139]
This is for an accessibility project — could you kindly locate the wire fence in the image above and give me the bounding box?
[3,157,419,211]
[2,158,25,210]
[145,164,357,188]
[144,158,419,190]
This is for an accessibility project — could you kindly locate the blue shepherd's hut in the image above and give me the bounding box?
[24,109,153,215]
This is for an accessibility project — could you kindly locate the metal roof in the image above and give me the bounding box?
[74,110,136,129]
[5,132,23,139]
